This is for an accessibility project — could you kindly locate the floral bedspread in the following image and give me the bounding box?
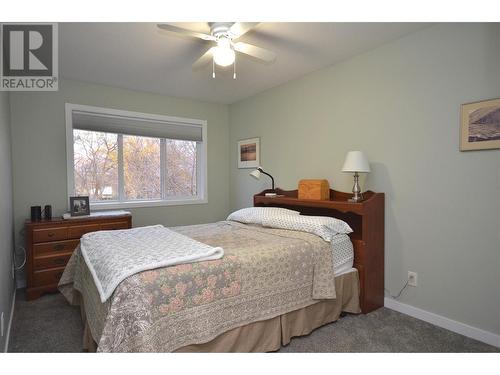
[59,221,336,352]
[139,255,241,316]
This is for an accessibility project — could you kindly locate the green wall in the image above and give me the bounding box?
[0,91,14,351]
[9,79,230,285]
[229,23,500,335]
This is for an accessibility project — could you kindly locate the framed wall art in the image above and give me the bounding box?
[460,98,500,151]
[238,137,260,168]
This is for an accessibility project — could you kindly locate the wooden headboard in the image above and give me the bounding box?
[254,188,384,314]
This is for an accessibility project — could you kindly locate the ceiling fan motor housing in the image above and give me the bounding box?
[209,22,235,39]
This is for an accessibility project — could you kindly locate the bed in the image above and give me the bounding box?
[59,188,384,352]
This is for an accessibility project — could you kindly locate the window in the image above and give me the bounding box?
[122,134,162,200]
[66,104,207,209]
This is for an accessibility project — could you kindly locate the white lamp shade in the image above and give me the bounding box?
[341,151,371,173]
[250,169,261,179]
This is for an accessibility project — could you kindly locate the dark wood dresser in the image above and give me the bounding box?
[25,213,132,300]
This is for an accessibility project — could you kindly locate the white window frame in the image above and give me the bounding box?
[65,103,208,210]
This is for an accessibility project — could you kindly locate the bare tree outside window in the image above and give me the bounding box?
[73,130,198,202]
[166,140,197,197]
[123,135,161,200]
[74,130,118,201]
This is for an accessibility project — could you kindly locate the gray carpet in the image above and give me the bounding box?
[8,289,498,353]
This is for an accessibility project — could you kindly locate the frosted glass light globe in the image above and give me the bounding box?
[213,38,235,67]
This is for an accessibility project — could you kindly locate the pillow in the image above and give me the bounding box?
[262,214,352,242]
[227,207,300,225]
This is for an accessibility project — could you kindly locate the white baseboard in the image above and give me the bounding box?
[3,288,16,353]
[384,297,500,349]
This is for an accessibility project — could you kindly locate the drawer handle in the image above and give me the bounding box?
[53,244,65,251]
[48,233,55,237]
[53,258,66,265]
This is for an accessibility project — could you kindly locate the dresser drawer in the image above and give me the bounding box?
[33,239,80,256]
[25,214,132,300]
[33,226,68,243]
[68,224,100,239]
[33,267,65,286]
[34,253,72,270]
[100,220,130,231]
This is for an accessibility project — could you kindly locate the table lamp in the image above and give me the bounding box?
[341,151,370,202]
[250,167,277,197]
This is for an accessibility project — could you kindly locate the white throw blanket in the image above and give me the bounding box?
[80,225,224,302]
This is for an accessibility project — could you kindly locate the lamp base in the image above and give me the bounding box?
[349,172,363,202]
[348,197,363,203]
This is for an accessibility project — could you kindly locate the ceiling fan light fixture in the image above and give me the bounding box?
[213,38,235,67]
[157,23,275,75]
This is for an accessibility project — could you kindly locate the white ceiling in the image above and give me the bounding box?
[60,23,432,104]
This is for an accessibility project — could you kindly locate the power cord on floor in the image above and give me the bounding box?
[385,280,409,299]
[14,227,27,271]
[14,245,27,270]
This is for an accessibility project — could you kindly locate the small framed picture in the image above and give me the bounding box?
[460,98,500,151]
[69,196,90,217]
[238,137,260,169]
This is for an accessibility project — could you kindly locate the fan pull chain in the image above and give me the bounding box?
[212,58,215,78]
[233,54,237,80]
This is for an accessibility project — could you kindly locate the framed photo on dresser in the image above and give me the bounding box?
[70,196,90,216]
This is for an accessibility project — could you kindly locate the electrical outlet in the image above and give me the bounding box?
[1,311,4,337]
[408,271,418,287]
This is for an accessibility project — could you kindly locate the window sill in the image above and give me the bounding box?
[89,197,208,210]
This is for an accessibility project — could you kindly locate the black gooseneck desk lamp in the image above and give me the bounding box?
[250,166,277,197]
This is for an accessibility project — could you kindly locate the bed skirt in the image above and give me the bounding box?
[81,269,360,352]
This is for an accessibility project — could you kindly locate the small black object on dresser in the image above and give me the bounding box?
[44,205,52,220]
[30,206,42,221]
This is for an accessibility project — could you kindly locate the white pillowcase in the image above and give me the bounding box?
[262,214,353,242]
[227,207,300,225]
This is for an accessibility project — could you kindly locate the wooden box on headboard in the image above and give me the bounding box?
[254,188,384,313]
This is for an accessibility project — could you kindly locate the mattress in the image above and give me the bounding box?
[59,221,340,352]
[60,220,342,352]
[331,233,354,276]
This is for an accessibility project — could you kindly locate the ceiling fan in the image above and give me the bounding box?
[157,22,276,78]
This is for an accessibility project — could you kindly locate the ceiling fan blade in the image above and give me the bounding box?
[157,24,216,41]
[229,22,260,38]
[192,47,215,70]
[234,42,276,63]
